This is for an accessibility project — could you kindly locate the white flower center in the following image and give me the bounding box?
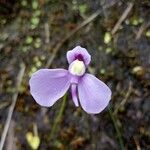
[69,60,85,76]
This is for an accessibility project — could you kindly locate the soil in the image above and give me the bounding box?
[0,0,150,150]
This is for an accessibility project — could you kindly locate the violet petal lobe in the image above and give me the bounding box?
[71,84,79,107]
[29,69,70,107]
[78,73,111,114]
[67,46,91,66]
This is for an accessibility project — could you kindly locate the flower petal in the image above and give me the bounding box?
[67,46,91,66]
[78,73,111,114]
[71,84,79,107]
[29,69,70,107]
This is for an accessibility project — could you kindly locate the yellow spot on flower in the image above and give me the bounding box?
[70,60,85,76]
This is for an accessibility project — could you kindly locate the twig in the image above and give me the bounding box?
[111,2,133,35]
[136,21,150,40]
[44,23,50,44]
[114,81,132,115]
[33,123,38,136]
[108,107,124,150]
[133,136,141,150]
[45,1,117,68]
[49,94,67,141]
[5,120,16,150]
[0,63,25,150]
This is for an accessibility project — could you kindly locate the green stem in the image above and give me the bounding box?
[49,94,67,140]
[108,107,124,150]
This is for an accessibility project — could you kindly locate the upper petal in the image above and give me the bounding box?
[78,73,111,114]
[29,69,70,107]
[67,46,91,66]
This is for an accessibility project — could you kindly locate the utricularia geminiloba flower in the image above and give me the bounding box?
[29,46,111,114]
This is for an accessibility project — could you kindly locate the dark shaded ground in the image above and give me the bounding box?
[0,0,150,150]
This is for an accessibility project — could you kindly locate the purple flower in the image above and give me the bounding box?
[29,46,111,114]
